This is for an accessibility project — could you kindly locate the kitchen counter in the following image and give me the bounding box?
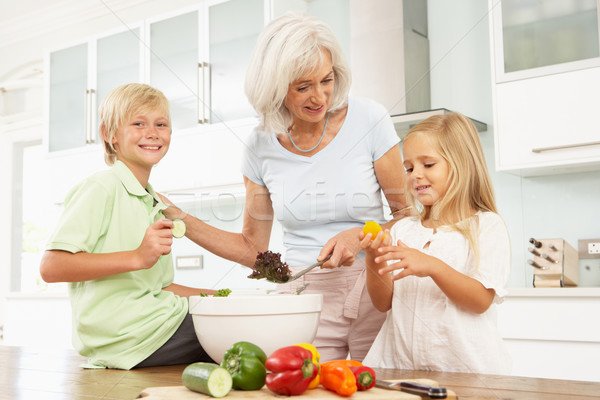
[1,345,599,399]
[506,287,600,297]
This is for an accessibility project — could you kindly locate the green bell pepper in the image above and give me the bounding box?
[220,341,267,390]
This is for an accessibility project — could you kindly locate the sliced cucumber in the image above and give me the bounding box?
[171,218,186,238]
[182,362,232,398]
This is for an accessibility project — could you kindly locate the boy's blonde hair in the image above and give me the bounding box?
[99,83,171,166]
[404,112,497,264]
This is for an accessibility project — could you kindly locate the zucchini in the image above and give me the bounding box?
[182,362,232,398]
[171,218,186,238]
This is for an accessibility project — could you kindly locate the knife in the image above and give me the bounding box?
[375,379,448,399]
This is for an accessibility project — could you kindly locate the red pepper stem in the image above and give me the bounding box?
[356,371,374,388]
[302,358,315,378]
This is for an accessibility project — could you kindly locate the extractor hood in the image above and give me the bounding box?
[349,1,487,139]
[391,108,488,138]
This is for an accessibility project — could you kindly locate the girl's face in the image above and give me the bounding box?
[284,49,335,125]
[111,107,171,178]
[402,133,450,207]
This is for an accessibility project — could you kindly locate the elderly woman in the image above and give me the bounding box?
[163,13,409,362]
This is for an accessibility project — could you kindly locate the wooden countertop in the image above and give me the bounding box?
[1,345,599,400]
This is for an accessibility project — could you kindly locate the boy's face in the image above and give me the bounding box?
[111,107,171,177]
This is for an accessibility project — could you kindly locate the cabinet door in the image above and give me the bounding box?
[207,0,264,123]
[492,0,600,82]
[149,10,200,131]
[96,28,142,138]
[494,67,600,174]
[48,43,88,152]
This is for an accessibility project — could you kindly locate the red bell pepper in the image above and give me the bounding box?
[349,365,376,390]
[265,345,317,396]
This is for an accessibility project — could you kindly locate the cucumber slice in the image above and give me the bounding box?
[171,218,186,238]
[182,362,232,398]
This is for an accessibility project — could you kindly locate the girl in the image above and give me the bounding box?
[360,112,511,374]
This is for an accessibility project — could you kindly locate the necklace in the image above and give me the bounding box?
[288,112,329,153]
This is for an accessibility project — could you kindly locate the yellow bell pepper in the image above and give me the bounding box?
[294,343,320,389]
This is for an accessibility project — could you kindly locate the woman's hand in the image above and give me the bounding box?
[318,226,363,268]
[157,192,188,220]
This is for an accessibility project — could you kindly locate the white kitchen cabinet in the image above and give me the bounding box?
[147,0,264,131]
[488,0,600,176]
[498,288,600,382]
[47,26,143,153]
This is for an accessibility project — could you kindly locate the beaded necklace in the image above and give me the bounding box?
[288,112,329,153]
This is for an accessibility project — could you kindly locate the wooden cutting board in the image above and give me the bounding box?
[139,379,458,399]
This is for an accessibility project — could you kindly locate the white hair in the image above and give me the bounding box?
[245,12,351,135]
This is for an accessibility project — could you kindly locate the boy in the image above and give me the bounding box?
[40,83,214,369]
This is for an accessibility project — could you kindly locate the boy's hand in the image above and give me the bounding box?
[135,219,174,270]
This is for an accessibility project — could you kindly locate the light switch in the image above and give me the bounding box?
[176,255,203,269]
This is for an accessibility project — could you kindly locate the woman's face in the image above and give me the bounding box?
[284,49,334,124]
[402,133,450,207]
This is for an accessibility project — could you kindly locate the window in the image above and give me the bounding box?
[12,141,65,293]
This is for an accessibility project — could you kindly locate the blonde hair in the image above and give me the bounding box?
[404,112,497,264]
[98,83,171,166]
[245,12,351,135]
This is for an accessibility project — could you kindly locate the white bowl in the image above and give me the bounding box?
[188,293,322,363]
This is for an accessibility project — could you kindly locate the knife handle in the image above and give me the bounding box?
[401,381,447,399]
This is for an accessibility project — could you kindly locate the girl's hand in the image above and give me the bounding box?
[318,227,362,268]
[375,240,441,280]
[134,219,174,270]
[359,229,391,255]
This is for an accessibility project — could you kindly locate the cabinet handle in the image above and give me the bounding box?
[532,141,600,153]
[197,63,203,124]
[84,90,90,143]
[84,89,96,144]
[89,89,96,143]
[197,62,211,124]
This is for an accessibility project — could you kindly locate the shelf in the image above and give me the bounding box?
[391,108,487,138]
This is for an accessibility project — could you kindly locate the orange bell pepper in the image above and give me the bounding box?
[294,343,320,389]
[320,360,358,397]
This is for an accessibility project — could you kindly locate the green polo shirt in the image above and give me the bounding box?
[47,161,187,369]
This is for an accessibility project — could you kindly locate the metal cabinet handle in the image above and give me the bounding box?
[532,141,600,153]
[197,61,211,124]
[84,89,97,144]
[84,90,90,143]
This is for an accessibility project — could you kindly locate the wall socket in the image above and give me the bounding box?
[579,239,600,259]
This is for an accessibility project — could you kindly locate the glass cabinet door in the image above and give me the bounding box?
[96,28,142,138]
[208,0,264,123]
[500,0,599,74]
[150,11,199,131]
[49,43,88,152]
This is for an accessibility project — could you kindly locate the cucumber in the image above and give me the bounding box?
[182,362,232,398]
[171,218,186,238]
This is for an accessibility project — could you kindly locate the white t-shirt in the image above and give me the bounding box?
[241,96,400,268]
[363,212,512,374]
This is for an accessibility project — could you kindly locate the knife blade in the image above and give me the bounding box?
[375,380,448,399]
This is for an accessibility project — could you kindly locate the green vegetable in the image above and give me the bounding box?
[248,251,292,283]
[198,293,208,297]
[221,341,267,390]
[182,362,232,398]
[171,218,186,238]
[213,288,232,297]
